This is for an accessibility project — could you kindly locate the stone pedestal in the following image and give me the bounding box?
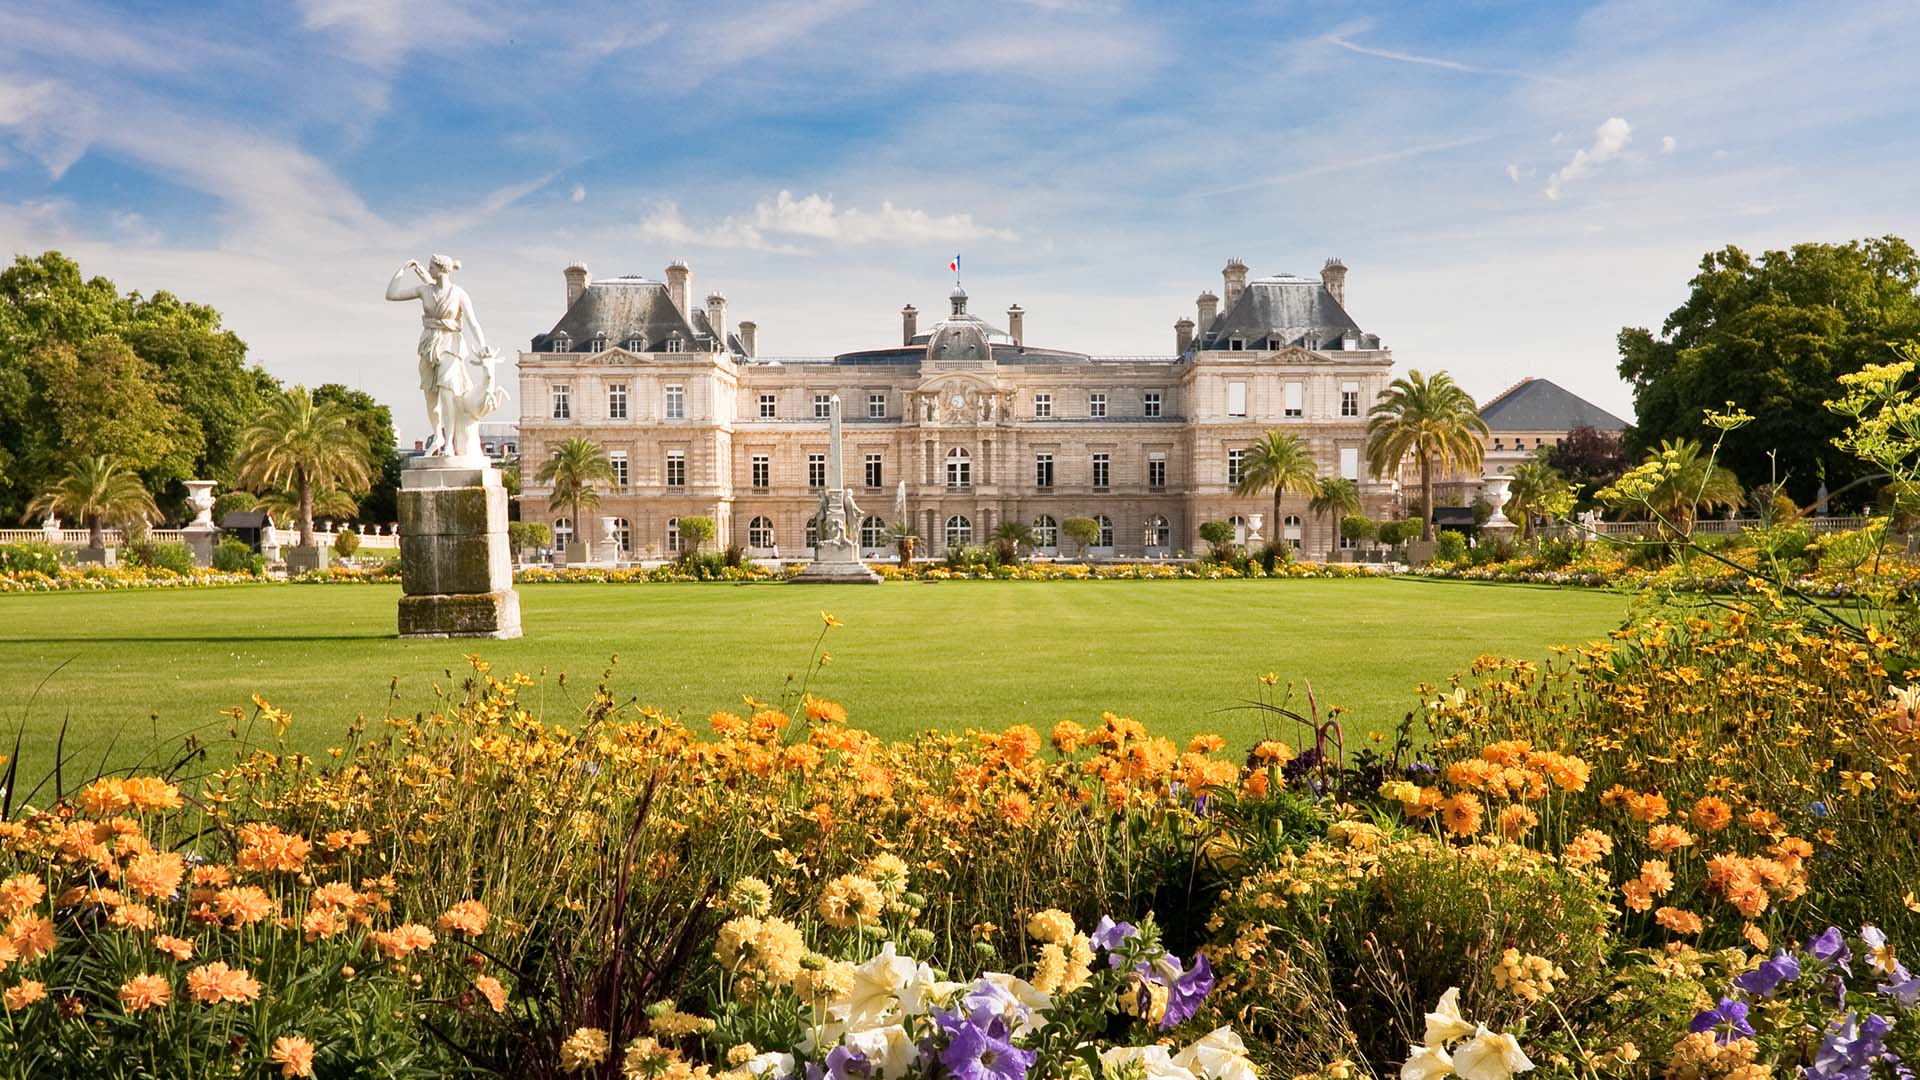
[396,458,521,639]
[563,541,591,566]
[285,544,329,575]
[77,546,117,567]
[183,525,220,568]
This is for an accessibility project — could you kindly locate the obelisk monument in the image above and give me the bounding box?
[792,395,881,584]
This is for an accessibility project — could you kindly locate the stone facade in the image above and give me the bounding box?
[517,258,1399,560]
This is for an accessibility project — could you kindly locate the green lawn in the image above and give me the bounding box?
[0,579,1628,778]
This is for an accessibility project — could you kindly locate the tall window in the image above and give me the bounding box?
[1340,446,1360,481]
[1340,381,1360,418]
[860,516,886,548]
[807,453,826,490]
[814,394,832,419]
[1148,452,1167,489]
[1143,392,1162,418]
[751,454,770,489]
[1089,393,1107,418]
[1284,515,1303,551]
[554,518,573,546]
[1034,393,1052,418]
[607,383,628,419]
[1035,453,1054,488]
[1227,448,1245,485]
[609,451,628,488]
[1031,515,1058,548]
[946,447,971,489]
[665,450,686,487]
[1145,515,1170,548]
[748,516,774,549]
[1226,381,1246,417]
[865,453,883,489]
[945,515,972,548]
[1284,382,1304,418]
[666,384,685,419]
[759,393,777,419]
[613,517,631,554]
[666,518,681,553]
[1094,514,1114,548]
[806,516,818,550]
[1091,453,1110,489]
[551,384,571,420]
[868,393,886,419]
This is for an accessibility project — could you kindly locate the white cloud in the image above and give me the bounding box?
[1660,135,1677,153]
[1326,34,1569,84]
[570,184,587,204]
[1505,162,1521,182]
[640,191,1018,253]
[1545,117,1632,199]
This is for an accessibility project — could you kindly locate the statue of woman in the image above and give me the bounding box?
[386,255,493,456]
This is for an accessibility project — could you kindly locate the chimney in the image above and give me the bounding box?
[1175,316,1195,354]
[738,320,758,359]
[1007,304,1024,346]
[564,262,590,308]
[901,304,919,346]
[1196,291,1219,328]
[705,293,728,351]
[1222,258,1249,312]
[1321,257,1349,308]
[665,260,691,318]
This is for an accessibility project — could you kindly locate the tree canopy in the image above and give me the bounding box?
[1618,237,1920,507]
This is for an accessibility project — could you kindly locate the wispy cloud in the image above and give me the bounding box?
[1193,136,1496,198]
[1545,117,1633,199]
[640,191,1018,254]
[1327,35,1571,85]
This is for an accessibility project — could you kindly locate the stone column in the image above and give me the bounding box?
[396,458,522,639]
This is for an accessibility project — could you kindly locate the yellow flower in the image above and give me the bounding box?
[560,1027,612,1073]
[820,611,844,628]
[1025,908,1076,945]
[817,875,884,929]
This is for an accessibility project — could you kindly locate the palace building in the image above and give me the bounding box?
[515,257,1401,560]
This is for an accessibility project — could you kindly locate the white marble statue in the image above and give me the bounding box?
[385,255,509,460]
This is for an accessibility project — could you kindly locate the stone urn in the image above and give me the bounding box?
[41,514,62,543]
[1246,512,1264,545]
[600,516,621,561]
[184,481,216,527]
[1481,475,1515,529]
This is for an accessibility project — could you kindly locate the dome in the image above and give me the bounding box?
[926,319,991,366]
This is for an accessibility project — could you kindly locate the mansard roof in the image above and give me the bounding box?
[827,343,1107,367]
[1478,378,1627,432]
[1198,275,1378,351]
[530,277,739,355]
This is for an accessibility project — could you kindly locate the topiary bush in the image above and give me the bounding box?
[1433,529,1469,563]
[332,529,361,558]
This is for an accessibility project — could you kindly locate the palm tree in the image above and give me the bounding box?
[1307,476,1362,555]
[26,455,159,550]
[1365,370,1488,540]
[1607,439,1743,535]
[233,386,374,548]
[991,520,1034,564]
[534,437,614,545]
[1234,431,1321,541]
[1505,459,1571,539]
[256,486,359,527]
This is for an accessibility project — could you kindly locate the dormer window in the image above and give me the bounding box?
[627,337,646,351]
[1228,338,1245,351]
[589,336,606,352]
[553,332,572,353]
[667,337,684,354]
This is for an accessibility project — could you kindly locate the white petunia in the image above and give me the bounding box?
[842,943,937,1029]
[1452,1027,1534,1080]
[745,1052,795,1080]
[1174,1027,1260,1080]
[1423,988,1477,1048]
[1401,1044,1456,1080]
[1101,1045,1202,1080]
[975,972,1053,1036]
[843,1025,918,1080]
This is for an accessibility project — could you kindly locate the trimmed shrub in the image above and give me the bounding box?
[213,537,263,575]
[1433,529,1469,563]
[126,539,195,575]
[0,541,64,574]
[332,529,361,558]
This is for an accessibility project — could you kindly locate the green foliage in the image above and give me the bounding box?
[212,536,262,574]
[1365,370,1488,540]
[990,520,1033,564]
[313,383,400,522]
[1375,518,1421,547]
[232,386,375,547]
[1599,438,1744,533]
[508,521,552,553]
[1257,540,1292,572]
[1235,432,1322,534]
[26,454,160,549]
[1505,458,1576,538]
[125,539,195,574]
[677,515,716,555]
[536,437,614,544]
[1619,237,1920,506]
[212,490,258,519]
[1062,515,1100,555]
[1545,426,1627,506]
[332,529,362,558]
[1340,514,1377,541]
[0,540,63,574]
[1433,529,1469,563]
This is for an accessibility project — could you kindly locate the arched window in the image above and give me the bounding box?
[1095,514,1114,549]
[1145,514,1170,548]
[1283,514,1303,551]
[860,515,886,549]
[665,517,681,553]
[748,516,775,549]
[1031,515,1058,549]
[1229,514,1247,544]
[554,518,573,546]
[946,447,971,489]
[613,517,631,554]
[945,515,972,548]
[805,516,819,550]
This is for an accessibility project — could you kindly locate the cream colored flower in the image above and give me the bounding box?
[1401,1045,1456,1080]
[1423,988,1476,1048]
[1452,1027,1534,1080]
[1101,1045,1201,1080]
[1173,1027,1260,1080]
[842,1024,918,1080]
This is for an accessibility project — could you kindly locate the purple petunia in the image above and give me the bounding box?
[1733,951,1802,998]
[1810,1012,1897,1080]
[824,1046,871,1080]
[1092,916,1138,956]
[1809,927,1854,969]
[1690,998,1755,1045]
[1162,951,1214,1029]
[933,1009,1036,1080]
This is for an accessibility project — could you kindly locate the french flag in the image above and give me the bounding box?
[949,255,960,274]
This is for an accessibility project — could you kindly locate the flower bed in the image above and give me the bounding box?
[0,565,266,592]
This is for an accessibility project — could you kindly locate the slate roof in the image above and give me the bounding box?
[827,343,1103,367]
[1478,378,1627,432]
[531,277,741,356]
[219,510,273,530]
[1198,276,1379,351]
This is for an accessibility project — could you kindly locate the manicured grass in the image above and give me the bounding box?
[0,579,1628,777]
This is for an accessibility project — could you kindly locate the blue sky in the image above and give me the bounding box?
[3,1,1918,438]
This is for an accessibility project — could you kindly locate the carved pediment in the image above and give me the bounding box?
[1270,345,1322,365]
[911,374,1008,425]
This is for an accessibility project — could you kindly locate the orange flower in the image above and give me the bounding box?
[1639,859,1675,896]
[1188,734,1226,754]
[109,902,159,932]
[1252,741,1295,765]
[1050,721,1086,754]
[215,886,276,928]
[1564,828,1614,867]
[124,852,186,900]
[122,777,183,812]
[998,791,1033,827]
[272,1035,317,1078]
[153,935,194,962]
[6,914,55,962]
[1742,923,1770,950]
[1691,796,1734,832]
[302,909,347,941]
[1621,880,1653,913]
[1625,792,1670,823]
[1497,804,1539,839]
[78,778,132,815]
[322,829,371,851]
[1647,824,1695,854]
[1441,793,1484,836]
[0,874,46,919]
[236,823,312,873]
[3,980,46,1010]
[437,900,490,936]
[187,961,261,1005]
[803,695,848,725]
[369,923,436,959]
[474,974,508,1013]
[118,973,171,1013]
[1655,907,1704,935]
[1241,771,1270,798]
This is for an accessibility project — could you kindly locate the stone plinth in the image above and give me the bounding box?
[397,458,521,639]
[183,524,220,567]
[790,559,882,584]
[285,545,329,575]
